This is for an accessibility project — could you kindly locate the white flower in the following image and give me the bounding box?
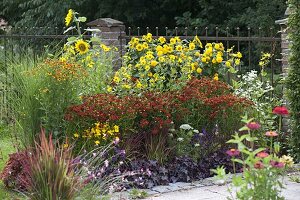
[193,129,199,133]
[177,137,184,142]
[194,143,200,147]
[180,124,193,130]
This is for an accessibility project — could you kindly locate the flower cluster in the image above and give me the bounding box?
[73,122,120,146]
[109,33,241,94]
[42,59,87,81]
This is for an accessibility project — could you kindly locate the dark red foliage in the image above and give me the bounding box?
[0,150,32,191]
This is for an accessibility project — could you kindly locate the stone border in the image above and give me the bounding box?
[111,164,300,199]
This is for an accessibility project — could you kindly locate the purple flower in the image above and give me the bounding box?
[226,149,240,157]
[246,122,261,130]
[270,160,285,168]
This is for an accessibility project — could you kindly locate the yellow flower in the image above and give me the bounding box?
[225,61,231,67]
[193,36,203,48]
[122,84,131,89]
[151,60,158,67]
[212,58,217,64]
[145,65,150,71]
[213,73,219,81]
[136,81,143,88]
[107,86,112,93]
[279,155,294,167]
[194,51,201,57]
[216,56,223,63]
[176,45,183,51]
[174,36,181,42]
[205,43,212,48]
[95,140,100,145]
[136,44,143,51]
[158,56,165,62]
[113,76,120,83]
[214,43,220,50]
[73,133,79,138]
[148,72,153,77]
[100,44,111,52]
[143,42,149,49]
[235,59,241,65]
[170,38,176,45]
[114,125,119,133]
[237,52,242,58]
[75,39,90,55]
[189,42,196,50]
[63,143,69,149]
[65,9,73,27]
[158,36,166,44]
[196,67,202,74]
[201,57,207,63]
[169,55,176,61]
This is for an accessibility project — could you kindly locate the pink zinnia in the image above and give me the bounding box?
[256,151,269,158]
[265,131,278,137]
[226,148,240,157]
[270,160,285,168]
[246,122,261,130]
[254,161,264,169]
[272,106,289,116]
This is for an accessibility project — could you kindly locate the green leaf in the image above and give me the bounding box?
[90,37,101,43]
[63,26,76,34]
[85,28,101,33]
[239,126,249,131]
[67,36,77,42]
[252,148,265,155]
[78,17,87,22]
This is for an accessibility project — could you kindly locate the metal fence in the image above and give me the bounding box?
[0,25,282,122]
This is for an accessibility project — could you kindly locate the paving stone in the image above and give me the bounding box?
[199,178,214,186]
[151,185,171,193]
[165,183,182,191]
[171,181,191,188]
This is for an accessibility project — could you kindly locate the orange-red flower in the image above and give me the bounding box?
[272,106,289,116]
[256,151,269,158]
[226,148,240,157]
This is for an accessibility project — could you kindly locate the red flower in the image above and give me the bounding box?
[270,160,285,168]
[246,122,261,130]
[254,161,264,169]
[272,106,289,116]
[226,149,240,157]
[140,119,150,128]
[256,152,269,158]
[265,131,278,137]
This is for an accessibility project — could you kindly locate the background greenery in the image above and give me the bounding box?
[286,0,300,162]
[2,0,286,33]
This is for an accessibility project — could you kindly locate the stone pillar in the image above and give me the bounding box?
[275,8,290,132]
[87,18,126,69]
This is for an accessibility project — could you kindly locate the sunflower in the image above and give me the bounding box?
[65,9,74,27]
[75,40,89,54]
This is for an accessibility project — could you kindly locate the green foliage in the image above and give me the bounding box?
[286,0,300,162]
[129,188,149,199]
[175,0,285,31]
[213,115,291,200]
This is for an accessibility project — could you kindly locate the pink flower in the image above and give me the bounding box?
[254,161,264,169]
[246,122,261,130]
[226,149,240,157]
[270,160,285,168]
[272,106,289,116]
[265,131,278,137]
[256,152,269,158]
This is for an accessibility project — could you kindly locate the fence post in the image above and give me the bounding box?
[275,8,290,132]
[87,18,126,69]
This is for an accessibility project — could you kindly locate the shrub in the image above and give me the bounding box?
[0,150,31,191]
[108,34,240,94]
[66,78,250,161]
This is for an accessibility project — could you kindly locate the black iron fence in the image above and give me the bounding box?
[0,25,282,122]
